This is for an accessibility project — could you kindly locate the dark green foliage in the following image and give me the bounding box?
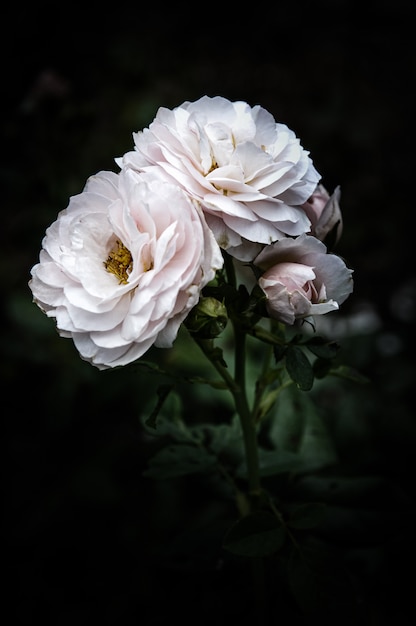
[285,345,314,390]
[223,511,286,557]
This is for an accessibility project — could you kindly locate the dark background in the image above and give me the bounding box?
[3,1,416,624]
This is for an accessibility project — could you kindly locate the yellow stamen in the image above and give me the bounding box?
[104,240,133,284]
[207,157,218,174]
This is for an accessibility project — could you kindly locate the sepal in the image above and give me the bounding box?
[185,296,228,339]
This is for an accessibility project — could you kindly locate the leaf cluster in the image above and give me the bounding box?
[135,255,370,616]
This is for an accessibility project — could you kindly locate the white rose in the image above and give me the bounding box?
[29,169,223,369]
[255,234,353,325]
[117,96,321,261]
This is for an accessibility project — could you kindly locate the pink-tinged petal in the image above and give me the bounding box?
[117,96,321,261]
[29,168,223,369]
[254,234,353,324]
[302,184,343,245]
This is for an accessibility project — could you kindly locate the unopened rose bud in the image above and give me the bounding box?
[302,184,343,248]
[185,297,228,338]
[254,233,353,325]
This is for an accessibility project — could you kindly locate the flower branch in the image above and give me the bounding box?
[28,95,360,616]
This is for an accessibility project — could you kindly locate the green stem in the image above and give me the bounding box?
[252,342,274,423]
[200,251,262,506]
[192,336,239,392]
[196,252,266,615]
[232,322,261,502]
[194,331,262,506]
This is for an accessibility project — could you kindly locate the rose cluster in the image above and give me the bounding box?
[29,96,353,369]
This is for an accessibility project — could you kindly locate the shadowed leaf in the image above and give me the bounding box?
[223,510,286,557]
[143,444,217,479]
[286,345,314,390]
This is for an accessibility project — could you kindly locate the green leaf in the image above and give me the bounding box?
[296,401,337,471]
[134,350,230,389]
[268,386,337,472]
[199,340,229,369]
[257,448,304,476]
[133,360,171,376]
[330,364,370,384]
[287,502,328,529]
[256,387,281,420]
[183,376,229,389]
[285,345,314,390]
[304,336,340,359]
[203,415,243,457]
[273,342,287,363]
[223,511,286,557]
[237,448,303,479]
[250,325,285,346]
[141,392,196,443]
[312,357,332,379]
[143,443,217,479]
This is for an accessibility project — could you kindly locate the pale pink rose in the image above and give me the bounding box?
[254,234,353,325]
[29,169,223,370]
[117,96,321,262]
[302,184,343,246]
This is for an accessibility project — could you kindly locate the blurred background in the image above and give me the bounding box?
[3,1,415,624]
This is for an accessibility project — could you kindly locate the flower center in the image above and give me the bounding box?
[104,240,133,284]
[207,157,218,174]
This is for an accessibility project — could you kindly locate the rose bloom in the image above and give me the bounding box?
[302,184,343,247]
[117,96,321,262]
[29,169,223,370]
[254,233,353,325]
